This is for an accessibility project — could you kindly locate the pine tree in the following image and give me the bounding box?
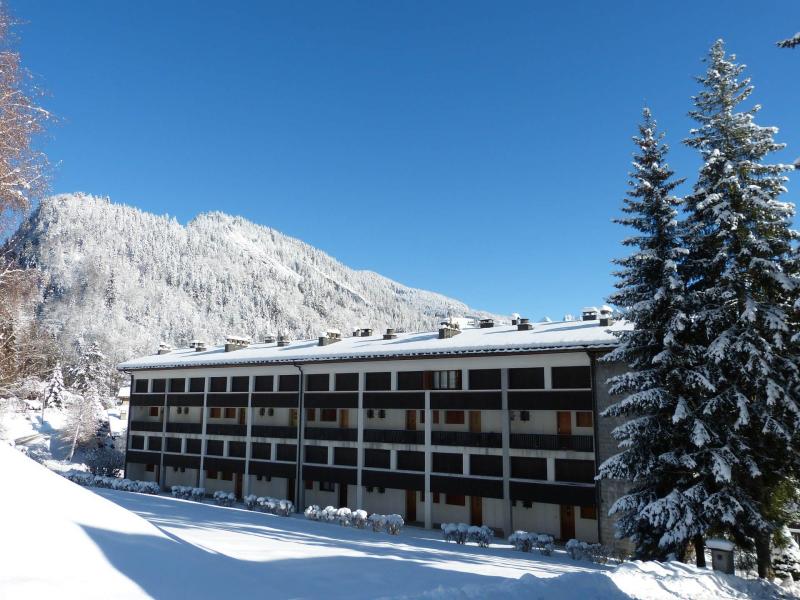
[42,362,64,413]
[598,108,705,560]
[62,385,103,461]
[70,340,109,405]
[680,39,800,578]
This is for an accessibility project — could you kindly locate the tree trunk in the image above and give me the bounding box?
[755,533,772,579]
[693,535,706,568]
[68,419,81,461]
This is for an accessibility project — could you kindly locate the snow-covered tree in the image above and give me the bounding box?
[772,528,800,582]
[42,362,64,413]
[62,387,104,461]
[70,340,110,407]
[777,32,800,49]
[680,40,800,578]
[598,108,703,561]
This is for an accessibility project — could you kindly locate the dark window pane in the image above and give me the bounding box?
[131,435,144,449]
[306,374,329,392]
[251,443,270,460]
[554,459,595,483]
[470,454,502,477]
[508,368,545,389]
[165,437,181,453]
[152,379,166,393]
[320,408,337,422]
[254,375,274,392]
[396,451,424,472]
[551,366,591,389]
[228,441,246,458]
[169,378,185,393]
[397,371,424,390]
[364,449,390,469]
[335,373,358,391]
[189,377,205,393]
[206,440,224,456]
[334,447,357,466]
[209,377,227,393]
[305,445,327,464]
[134,379,149,393]
[279,375,299,392]
[432,452,462,474]
[231,376,249,392]
[468,369,500,390]
[186,439,201,454]
[277,444,296,461]
[511,457,547,480]
[365,372,391,391]
[148,437,162,451]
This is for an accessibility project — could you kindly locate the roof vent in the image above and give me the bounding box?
[225,335,250,352]
[383,328,397,340]
[517,317,533,331]
[438,320,461,339]
[157,342,172,355]
[479,318,495,329]
[188,339,203,349]
[277,334,291,347]
[352,327,373,337]
[318,329,342,347]
[599,305,614,327]
[582,306,599,321]
[264,334,276,344]
[194,341,208,352]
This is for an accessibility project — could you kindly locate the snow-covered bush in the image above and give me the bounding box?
[63,470,160,494]
[352,509,368,529]
[321,505,338,523]
[172,486,205,501]
[467,525,494,548]
[250,496,293,516]
[509,531,554,555]
[441,523,469,544]
[535,534,554,556]
[385,514,404,535]
[213,490,235,507]
[244,494,259,510]
[336,507,352,527]
[566,539,613,563]
[369,513,387,532]
[304,505,322,520]
[772,529,800,582]
[509,530,533,552]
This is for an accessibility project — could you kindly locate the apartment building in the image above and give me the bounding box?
[118,308,629,543]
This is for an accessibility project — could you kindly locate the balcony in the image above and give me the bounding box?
[510,433,594,452]
[304,427,357,442]
[251,425,297,439]
[206,424,247,436]
[165,422,202,434]
[130,420,163,432]
[431,431,502,448]
[363,429,423,444]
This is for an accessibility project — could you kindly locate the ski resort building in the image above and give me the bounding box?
[117,310,630,544]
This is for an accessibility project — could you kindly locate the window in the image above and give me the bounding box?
[251,443,270,460]
[335,372,359,391]
[209,407,221,418]
[305,480,313,490]
[580,505,597,520]
[134,379,148,393]
[468,369,500,390]
[278,374,299,392]
[254,375,273,392]
[508,368,545,389]
[305,445,327,464]
[555,459,595,483]
[165,438,181,453]
[419,410,425,424]
[306,374,329,391]
[186,439,201,454]
[228,441,246,458]
[365,372,391,391]
[576,411,593,428]
[445,494,465,506]
[397,371,424,390]
[306,408,316,422]
[149,406,160,417]
[397,451,424,471]
[152,379,166,393]
[444,410,464,425]
[259,407,266,416]
[320,481,335,492]
[433,452,462,474]
[224,407,237,419]
[432,492,440,503]
[511,457,547,480]
[277,444,296,462]
[131,435,144,450]
[220,471,233,481]
[206,440,224,456]
[470,455,503,477]
[231,376,249,392]
[169,378,185,393]
[334,447,357,466]
[364,449,390,469]
[145,464,155,472]
[433,410,440,424]
[209,377,227,392]
[189,377,205,393]
[206,469,218,479]
[432,370,461,390]
[320,408,337,422]
[551,366,591,389]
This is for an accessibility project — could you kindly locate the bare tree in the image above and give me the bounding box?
[62,386,103,461]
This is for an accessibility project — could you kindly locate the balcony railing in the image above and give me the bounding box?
[165,422,202,434]
[431,431,502,448]
[206,423,247,436]
[251,425,297,439]
[130,420,163,432]
[305,427,357,442]
[363,429,423,444]
[510,433,594,452]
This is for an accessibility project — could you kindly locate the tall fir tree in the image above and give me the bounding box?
[680,40,800,577]
[70,339,109,404]
[598,108,705,560]
[42,362,64,412]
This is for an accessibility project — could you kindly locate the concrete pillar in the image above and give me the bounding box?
[356,372,365,510]
[463,453,470,475]
[244,383,252,497]
[546,457,556,481]
[198,376,209,490]
[501,368,512,537]
[390,449,398,470]
[424,390,432,529]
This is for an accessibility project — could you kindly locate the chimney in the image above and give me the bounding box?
[195,341,207,352]
[599,305,614,327]
[264,334,276,344]
[479,318,494,329]
[438,320,461,339]
[517,317,533,331]
[277,335,291,347]
[318,329,342,347]
[582,306,599,321]
[157,342,172,355]
[383,328,397,340]
[224,335,250,352]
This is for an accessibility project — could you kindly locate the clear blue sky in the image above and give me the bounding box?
[14,1,800,318]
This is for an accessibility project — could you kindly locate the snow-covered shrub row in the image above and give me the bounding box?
[213,491,235,506]
[171,486,205,501]
[565,538,618,564]
[508,531,554,555]
[305,505,401,533]
[244,494,294,516]
[441,523,494,547]
[63,470,160,494]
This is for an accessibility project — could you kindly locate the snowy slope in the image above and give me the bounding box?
[5,193,496,377]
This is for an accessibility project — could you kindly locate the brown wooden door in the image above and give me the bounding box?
[470,495,482,526]
[469,411,481,433]
[405,489,417,523]
[560,504,575,540]
[557,411,572,434]
[238,408,246,425]
[339,409,349,429]
[339,483,348,508]
[235,472,243,499]
[405,409,416,430]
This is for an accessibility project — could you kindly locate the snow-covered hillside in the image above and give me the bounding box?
[5,193,494,377]
[0,444,793,600]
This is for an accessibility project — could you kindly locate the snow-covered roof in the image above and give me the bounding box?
[706,539,735,552]
[117,319,631,371]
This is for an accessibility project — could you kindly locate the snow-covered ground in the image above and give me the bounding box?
[0,443,795,600]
